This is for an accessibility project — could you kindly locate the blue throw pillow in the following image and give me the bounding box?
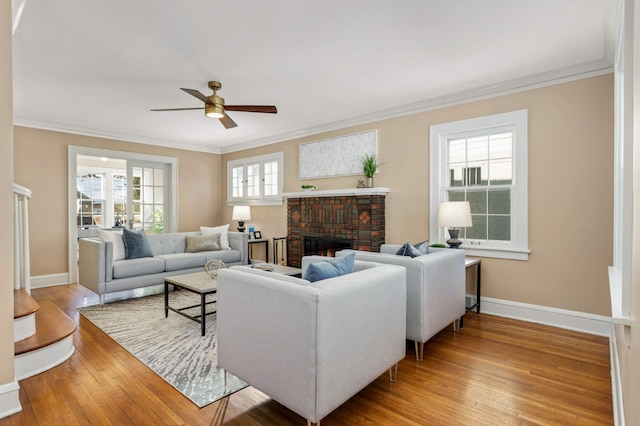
[122,228,154,259]
[302,253,355,283]
[414,240,430,255]
[396,242,423,258]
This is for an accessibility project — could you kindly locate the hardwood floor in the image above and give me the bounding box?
[3,284,613,425]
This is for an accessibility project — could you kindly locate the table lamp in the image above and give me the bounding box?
[232,205,251,232]
[437,201,472,249]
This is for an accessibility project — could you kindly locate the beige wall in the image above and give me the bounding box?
[1,0,15,385]
[13,127,223,277]
[222,74,614,316]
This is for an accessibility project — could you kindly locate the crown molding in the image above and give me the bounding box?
[221,59,613,154]
[14,59,612,156]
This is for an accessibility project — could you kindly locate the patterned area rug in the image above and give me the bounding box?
[78,291,247,407]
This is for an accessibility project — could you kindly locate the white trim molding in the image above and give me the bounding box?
[0,381,21,420]
[480,297,611,337]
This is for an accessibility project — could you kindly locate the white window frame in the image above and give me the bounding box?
[430,110,529,260]
[227,152,284,206]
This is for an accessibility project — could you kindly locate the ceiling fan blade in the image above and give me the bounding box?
[224,105,278,114]
[219,113,238,129]
[150,107,205,111]
[180,88,214,105]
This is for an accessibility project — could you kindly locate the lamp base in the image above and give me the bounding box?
[446,228,462,249]
[237,220,246,233]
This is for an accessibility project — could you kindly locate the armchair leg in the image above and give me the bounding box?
[415,341,424,362]
[453,318,461,332]
[389,363,398,382]
[307,420,320,426]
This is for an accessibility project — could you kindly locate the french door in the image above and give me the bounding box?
[126,161,170,234]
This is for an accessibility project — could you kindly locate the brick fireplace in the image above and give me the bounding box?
[286,189,388,267]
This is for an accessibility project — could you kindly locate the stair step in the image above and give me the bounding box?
[15,301,76,356]
[14,289,39,319]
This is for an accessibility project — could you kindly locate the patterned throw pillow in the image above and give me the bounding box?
[185,233,221,253]
[396,242,423,258]
[122,228,154,259]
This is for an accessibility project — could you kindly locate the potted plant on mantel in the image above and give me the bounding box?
[361,154,383,188]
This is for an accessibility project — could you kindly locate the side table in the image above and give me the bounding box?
[248,238,270,263]
[465,257,481,313]
[460,257,481,329]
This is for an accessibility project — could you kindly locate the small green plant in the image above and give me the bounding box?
[301,184,316,190]
[361,154,382,178]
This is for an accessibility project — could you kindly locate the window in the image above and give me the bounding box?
[430,110,529,260]
[227,152,284,205]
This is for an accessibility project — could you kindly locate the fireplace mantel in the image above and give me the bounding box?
[283,187,390,199]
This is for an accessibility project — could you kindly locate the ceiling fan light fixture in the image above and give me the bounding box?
[205,104,225,119]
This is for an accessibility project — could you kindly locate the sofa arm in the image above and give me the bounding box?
[78,238,111,297]
[227,231,249,264]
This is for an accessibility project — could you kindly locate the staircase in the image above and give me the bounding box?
[13,184,76,380]
[14,290,76,380]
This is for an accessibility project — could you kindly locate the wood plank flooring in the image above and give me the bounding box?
[2,284,613,425]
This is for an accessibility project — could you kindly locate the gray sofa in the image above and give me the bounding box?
[79,231,248,304]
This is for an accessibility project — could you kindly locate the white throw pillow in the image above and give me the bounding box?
[98,229,125,261]
[201,224,230,250]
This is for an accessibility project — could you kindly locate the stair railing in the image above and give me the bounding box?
[13,183,31,294]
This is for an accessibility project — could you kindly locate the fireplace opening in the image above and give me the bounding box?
[303,236,352,257]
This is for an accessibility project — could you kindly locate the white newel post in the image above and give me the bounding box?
[13,184,32,294]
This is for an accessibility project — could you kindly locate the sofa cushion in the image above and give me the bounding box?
[122,228,154,259]
[396,242,423,258]
[112,257,165,279]
[156,253,208,271]
[99,229,125,261]
[186,233,221,253]
[201,224,230,250]
[204,249,241,264]
[303,253,355,282]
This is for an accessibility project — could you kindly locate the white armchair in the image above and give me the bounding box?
[216,258,407,425]
[337,246,466,361]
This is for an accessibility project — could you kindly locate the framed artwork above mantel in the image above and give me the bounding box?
[298,129,377,180]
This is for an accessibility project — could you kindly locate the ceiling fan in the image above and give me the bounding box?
[150,81,277,129]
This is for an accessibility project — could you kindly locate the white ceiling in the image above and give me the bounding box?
[12,0,617,154]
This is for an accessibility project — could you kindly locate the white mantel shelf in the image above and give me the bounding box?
[283,187,390,198]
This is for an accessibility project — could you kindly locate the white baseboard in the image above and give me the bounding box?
[480,297,611,337]
[30,273,71,289]
[0,381,22,420]
[610,323,625,426]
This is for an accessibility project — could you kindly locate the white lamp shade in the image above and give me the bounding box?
[232,205,252,221]
[437,201,472,227]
